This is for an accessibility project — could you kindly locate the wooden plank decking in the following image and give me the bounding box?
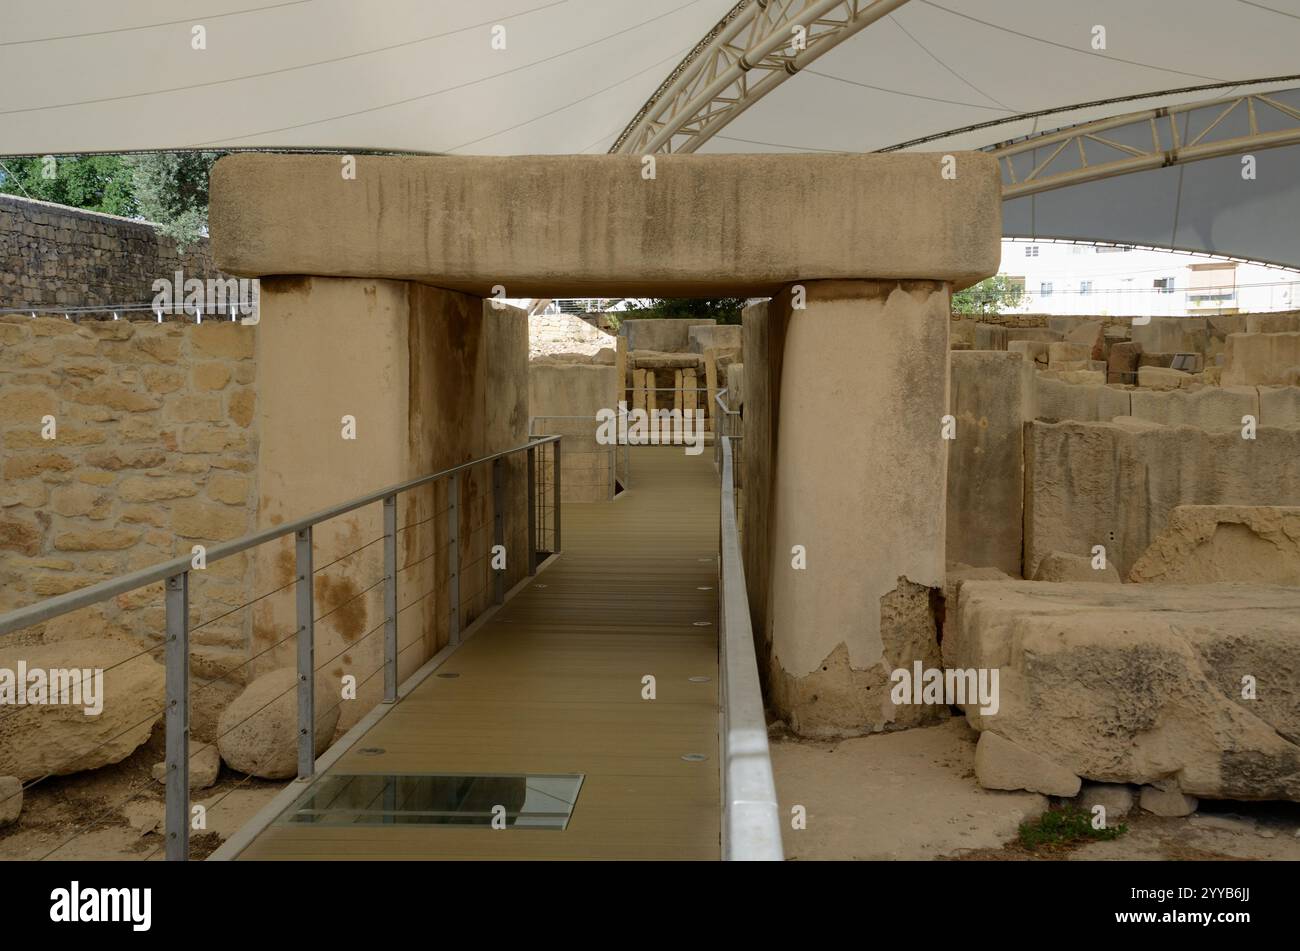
[238,446,721,860]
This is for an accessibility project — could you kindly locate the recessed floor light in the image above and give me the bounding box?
[688,676,711,683]
[358,747,386,756]
[697,586,713,590]
[693,620,711,627]
[680,753,708,763]
[437,672,460,679]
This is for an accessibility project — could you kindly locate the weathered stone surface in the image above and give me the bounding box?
[1140,786,1198,817]
[119,476,198,502]
[1223,332,1300,385]
[206,472,249,505]
[1048,342,1091,367]
[227,389,255,427]
[0,775,21,826]
[1033,378,1130,421]
[211,152,1004,294]
[1074,782,1134,820]
[1129,505,1300,584]
[1138,365,1192,389]
[151,743,220,790]
[1129,385,1258,432]
[0,638,164,782]
[944,581,1300,801]
[1107,340,1142,384]
[1259,385,1300,426]
[0,516,42,555]
[1032,550,1121,582]
[52,527,141,551]
[217,668,339,779]
[193,363,231,391]
[170,499,248,540]
[947,351,1034,575]
[974,730,1081,797]
[1025,420,1300,577]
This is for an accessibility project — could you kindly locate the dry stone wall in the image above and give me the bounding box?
[0,194,224,313]
[0,315,258,682]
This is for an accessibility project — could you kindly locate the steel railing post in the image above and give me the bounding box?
[164,571,190,861]
[382,496,398,702]
[526,445,537,574]
[448,473,461,644]
[295,527,315,777]
[553,440,562,553]
[492,457,505,605]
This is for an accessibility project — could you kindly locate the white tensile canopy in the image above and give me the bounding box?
[4,0,1300,264]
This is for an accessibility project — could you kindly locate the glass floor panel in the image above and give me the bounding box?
[278,773,584,829]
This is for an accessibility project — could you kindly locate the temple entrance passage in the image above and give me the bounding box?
[235,446,721,860]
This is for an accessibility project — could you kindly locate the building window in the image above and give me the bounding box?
[1154,277,1175,294]
[1040,281,1053,297]
[1025,245,1039,257]
[1080,280,1093,295]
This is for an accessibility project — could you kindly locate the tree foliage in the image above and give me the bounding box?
[634,297,748,325]
[951,275,1025,316]
[0,151,225,249]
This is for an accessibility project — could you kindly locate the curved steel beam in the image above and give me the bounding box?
[991,92,1300,198]
[613,0,910,155]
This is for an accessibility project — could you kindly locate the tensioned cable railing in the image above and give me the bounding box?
[0,435,562,860]
[717,432,781,861]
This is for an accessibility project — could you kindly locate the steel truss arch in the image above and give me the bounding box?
[991,92,1300,199]
[612,0,910,155]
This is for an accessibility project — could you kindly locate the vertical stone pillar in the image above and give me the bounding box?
[767,280,950,736]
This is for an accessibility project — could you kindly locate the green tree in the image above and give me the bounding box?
[0,150,225,249]
[636,297,749,325]
[0,154,135,216]
[124,151,224,249]
[951,275,1025,316]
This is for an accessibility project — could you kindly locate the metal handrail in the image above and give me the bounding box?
[0,434,563,860]
[718,435,782,861]
[0,436,561,637]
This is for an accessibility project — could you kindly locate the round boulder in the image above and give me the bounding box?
[217,668,339,779]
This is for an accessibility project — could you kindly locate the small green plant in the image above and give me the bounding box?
[1018,806,1127,851]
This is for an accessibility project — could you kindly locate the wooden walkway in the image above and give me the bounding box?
[238,446,721,860]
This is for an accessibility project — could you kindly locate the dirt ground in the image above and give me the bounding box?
[770,717,1300,861]
[0,727,285,861]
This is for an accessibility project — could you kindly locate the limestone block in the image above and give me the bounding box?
[217,668,339,780]
[1032,550,1120,583]
[1128,385,1258,433]
[211,152,1004,294]
[1222,332,1300,385]
[1128,505,1300,584]
[974,730,1081,797]
[1049,341,1091,367]
[687,323,741,354]
[0,638,164,782]
[1247,313,1300,333]
[946,581,1300,801]
[1074,782,1134,820]
[1259,385,1300,426]
[1138,365,1192,389]
[1033,378,1129,421]
[1024,421,1300,578]
[1107,340,1142,384]
[623,319,715,353]
[1140,787,1198,817]
[1007,339,1049,365]
[946,351,1034,576]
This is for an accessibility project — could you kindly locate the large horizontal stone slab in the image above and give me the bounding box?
[209,153,1002,295]
[944,581,1300,801]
